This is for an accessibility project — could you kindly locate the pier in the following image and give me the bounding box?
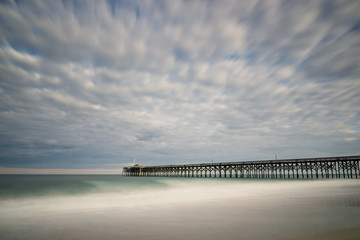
[123,155,360,179]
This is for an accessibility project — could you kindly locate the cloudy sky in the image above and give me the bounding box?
[0,0,359,173]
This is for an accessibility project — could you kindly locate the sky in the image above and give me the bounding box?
[0,0,359,173]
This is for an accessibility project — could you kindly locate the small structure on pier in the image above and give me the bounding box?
[123,155,360,179]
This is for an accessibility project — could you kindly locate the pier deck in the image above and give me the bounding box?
[123,155,360,179]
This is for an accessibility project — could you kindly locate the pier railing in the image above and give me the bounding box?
[123,155,360,179]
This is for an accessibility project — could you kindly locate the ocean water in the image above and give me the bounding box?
[0,175,359,240]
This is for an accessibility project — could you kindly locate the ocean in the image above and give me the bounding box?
[0,175,359,240]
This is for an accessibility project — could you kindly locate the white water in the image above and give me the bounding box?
[0,177,359,240]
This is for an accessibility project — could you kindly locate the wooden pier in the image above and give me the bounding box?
[123,155,360,179]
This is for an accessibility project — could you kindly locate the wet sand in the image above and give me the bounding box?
[305,228,360,240]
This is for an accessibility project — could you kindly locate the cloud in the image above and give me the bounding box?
[0,0,359,171]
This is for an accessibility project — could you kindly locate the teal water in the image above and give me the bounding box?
[0,175,166,199]
[0,175,359,240]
